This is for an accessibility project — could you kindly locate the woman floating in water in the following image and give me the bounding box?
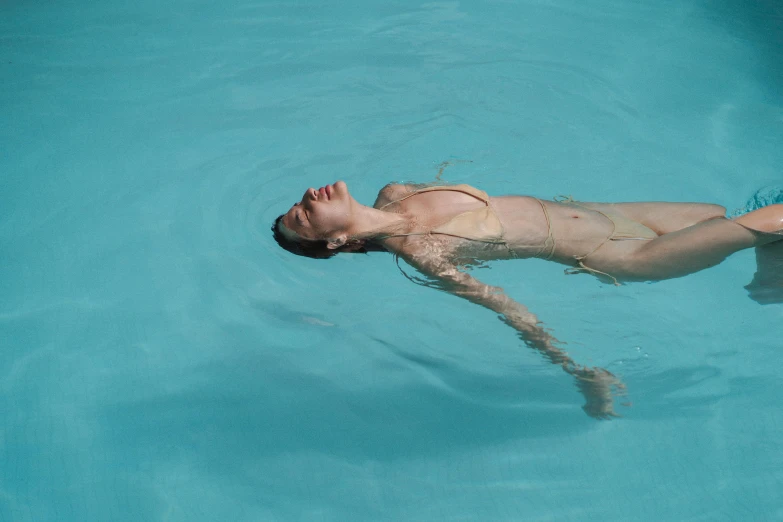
[272,180,783,418]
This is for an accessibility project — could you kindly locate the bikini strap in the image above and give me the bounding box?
[378,184,490,210]
[564,261,621,286]
[375,184,503,244]
[533,198,556,260]
[552,195,621,285]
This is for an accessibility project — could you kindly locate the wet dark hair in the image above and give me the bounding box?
[271,215,385,259]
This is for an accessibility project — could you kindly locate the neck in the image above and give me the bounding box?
[347,203,409,240]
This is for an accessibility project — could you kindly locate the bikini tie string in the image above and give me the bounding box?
[564,259,622,286]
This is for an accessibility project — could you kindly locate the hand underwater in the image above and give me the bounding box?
[571,367,626,420]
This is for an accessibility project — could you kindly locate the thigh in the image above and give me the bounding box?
[586,217,757,281]
[629,217,757,279]
[583,202,727,235]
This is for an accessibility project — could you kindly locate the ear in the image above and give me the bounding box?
[326,235,348,250]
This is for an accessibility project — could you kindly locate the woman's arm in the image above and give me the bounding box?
[403,253,624,419]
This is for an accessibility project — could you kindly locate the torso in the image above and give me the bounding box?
[372,183,625,266]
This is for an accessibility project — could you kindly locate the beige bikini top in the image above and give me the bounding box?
[377,184,507,244]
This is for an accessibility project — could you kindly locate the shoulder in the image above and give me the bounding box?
[373,183,414,209]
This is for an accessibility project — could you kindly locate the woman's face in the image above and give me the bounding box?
[280,180,354,241]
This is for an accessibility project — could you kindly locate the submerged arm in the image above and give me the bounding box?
[403,253,624,418]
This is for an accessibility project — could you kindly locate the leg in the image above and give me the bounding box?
[585,217,758,281]
[625,217,758,280]
[623,204,783,281]
[580,204,782,282]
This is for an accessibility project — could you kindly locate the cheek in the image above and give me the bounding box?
[315,208,349,234]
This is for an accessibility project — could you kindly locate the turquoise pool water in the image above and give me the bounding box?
[2,1,782,520]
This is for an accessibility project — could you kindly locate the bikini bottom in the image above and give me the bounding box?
[553,199,659,285]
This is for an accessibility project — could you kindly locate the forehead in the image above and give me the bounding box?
[279,212,301,240]
[280,208,318,241]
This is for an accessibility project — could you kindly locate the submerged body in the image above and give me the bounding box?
[275,180,783,418]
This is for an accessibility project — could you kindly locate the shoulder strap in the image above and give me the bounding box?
[379,184,490,210]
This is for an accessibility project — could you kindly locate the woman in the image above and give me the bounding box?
[272,180,783,418]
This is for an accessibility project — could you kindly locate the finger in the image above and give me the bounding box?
[613,382,628,396]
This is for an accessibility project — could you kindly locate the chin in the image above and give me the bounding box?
[333,180,350,197]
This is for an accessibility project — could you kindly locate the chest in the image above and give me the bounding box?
[377,187,488,224]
